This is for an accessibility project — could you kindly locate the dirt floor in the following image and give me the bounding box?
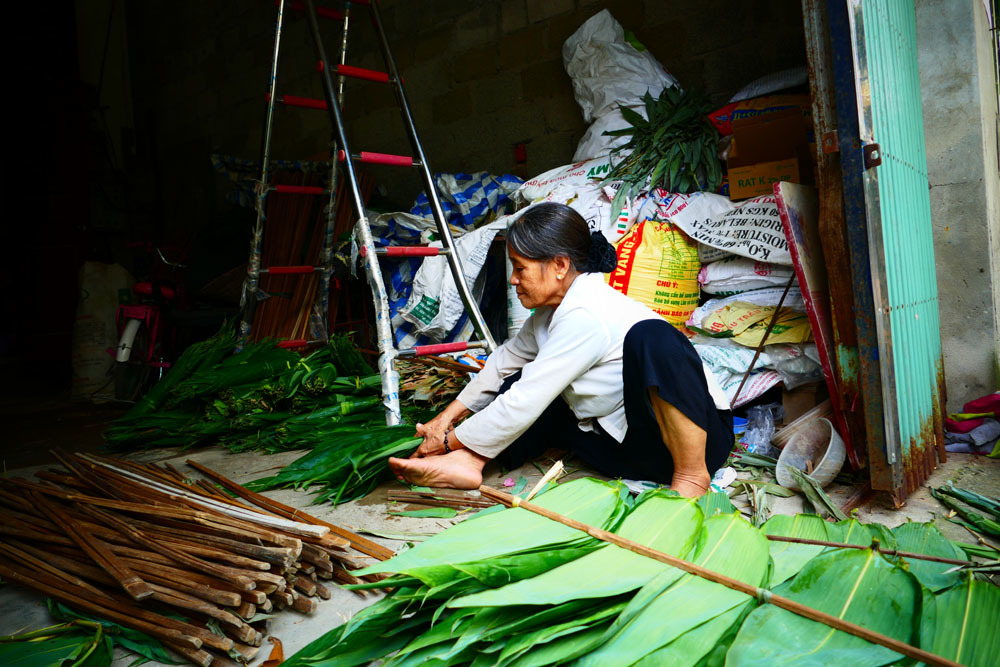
[1,378,997,665]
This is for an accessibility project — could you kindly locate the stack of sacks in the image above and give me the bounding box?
[511,155,660,244]
[632,190,821,407]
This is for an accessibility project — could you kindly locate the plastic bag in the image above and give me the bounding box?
[743,403,783,457]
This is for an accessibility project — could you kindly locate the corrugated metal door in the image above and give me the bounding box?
[845,0,945,500]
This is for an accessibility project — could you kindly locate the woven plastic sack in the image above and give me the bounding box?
[606,219,700,329]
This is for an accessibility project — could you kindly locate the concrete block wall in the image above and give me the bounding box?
[336,0,808,204]
[915,0,999,410]
[123,0,807,231]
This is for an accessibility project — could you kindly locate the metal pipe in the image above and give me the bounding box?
[240,0,287,346]
[302,0,400,425]
[367,0,497,353]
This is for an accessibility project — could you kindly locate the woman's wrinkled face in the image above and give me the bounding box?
[508,247,566,309]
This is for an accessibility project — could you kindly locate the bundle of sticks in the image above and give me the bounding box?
[251,168,373,342]
[0,451,395,666]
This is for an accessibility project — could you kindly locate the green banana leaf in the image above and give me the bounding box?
[633,599,755,667]
[726,547,920,666]
[890,520,967,592]
[920,575,1000,667]
[451,493,702,608]
[352,478,628,588]
[578,512,770,666]
[761,513,834,586]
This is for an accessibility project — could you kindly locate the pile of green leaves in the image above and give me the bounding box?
[102,329,420,505]
[104,329,384,454]
[245,425,421,505]
[281,478,999,667]
[602,86,722,219]
[932,482,1000,538]
[0,601,179,667]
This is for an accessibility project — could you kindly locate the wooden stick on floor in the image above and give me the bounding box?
[28,491,154,601]
[477,484,962,667]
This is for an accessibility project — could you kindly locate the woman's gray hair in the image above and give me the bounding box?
[506,203,616,273]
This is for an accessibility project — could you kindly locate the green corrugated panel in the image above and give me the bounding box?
[862,0,941,468]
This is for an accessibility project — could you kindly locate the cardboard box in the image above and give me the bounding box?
[728,158,800,200]
[727,108,812,200]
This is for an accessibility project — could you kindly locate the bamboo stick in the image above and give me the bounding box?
[292,591,318,614]
[78,454,329,539]
[185,459,387,558]
[0,562,201,650]
[235,601,256,620]
[12,476,308,552]
[119,514,293,567]
[0,540,112,601]
[66,514,274,571]
[12,540,239,654]
[164,643,213,667]
[478,485,962,667]
[313,580,331,600]
[149,585,244,629]
[74,503,256,591]
[764,535,975,566]
[293,575,317,597]
[28,491,153,600]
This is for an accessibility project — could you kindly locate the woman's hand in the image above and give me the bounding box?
[413,418,450,457]
[411,400,472,458]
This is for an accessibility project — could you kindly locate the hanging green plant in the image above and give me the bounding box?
[602,86,722,219]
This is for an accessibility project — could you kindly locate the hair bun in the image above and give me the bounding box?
[586,231,617,273]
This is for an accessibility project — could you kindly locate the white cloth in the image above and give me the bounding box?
[454,273,727,458]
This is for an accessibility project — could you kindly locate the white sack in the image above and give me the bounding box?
[399,220,506,340]
[666,192,792,265]
[563,10,678,159]
[699,256,796,295]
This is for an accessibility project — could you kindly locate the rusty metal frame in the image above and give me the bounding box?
[821,0,894,491]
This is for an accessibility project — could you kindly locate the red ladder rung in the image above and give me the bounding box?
[273,184,327,195]
[277,339,310,349]
[280,0,344,21]
[276,94,327,110]
[360,246,448,258]
[398,341,487,357]
[333,64,392,83]
[261,265,321,275]
[337,149,414,167]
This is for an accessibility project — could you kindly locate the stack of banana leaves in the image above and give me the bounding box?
[279,477,999,667]
[103,328,420,504]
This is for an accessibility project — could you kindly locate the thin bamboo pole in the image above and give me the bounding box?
[478,485,962,667]
[764,535,975,566]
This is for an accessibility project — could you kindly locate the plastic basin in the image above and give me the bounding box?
[775,417,846,490]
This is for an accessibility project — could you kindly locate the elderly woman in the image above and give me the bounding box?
[389,202,733,497]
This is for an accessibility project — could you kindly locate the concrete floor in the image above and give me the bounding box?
[1,386,997,665]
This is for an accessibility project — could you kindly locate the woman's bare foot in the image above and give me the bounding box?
[670,470,712,498]
[388,449,489,489]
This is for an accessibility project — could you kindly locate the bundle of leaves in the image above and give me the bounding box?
[603,86,722,220]
[280,478,999,667]
[932,482,1000,538]
[246,425,422,505]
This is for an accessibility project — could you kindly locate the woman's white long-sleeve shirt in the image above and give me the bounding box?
[454,272,728,458]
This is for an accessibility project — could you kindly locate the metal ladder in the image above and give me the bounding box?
[242,0,497,425]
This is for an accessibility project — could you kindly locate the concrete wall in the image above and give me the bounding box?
[915,0,999,411]
[122,0,806,232]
